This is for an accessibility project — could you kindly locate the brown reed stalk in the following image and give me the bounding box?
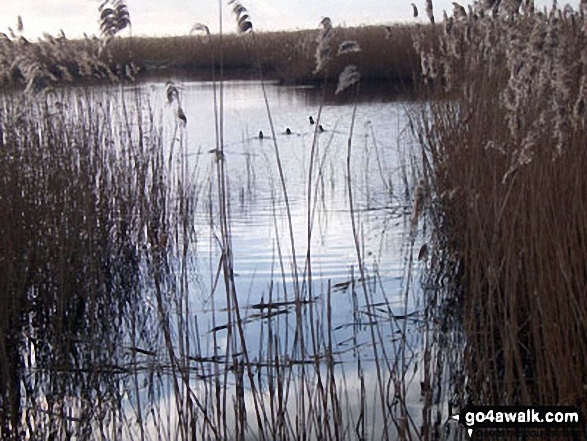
[414,0,587,423]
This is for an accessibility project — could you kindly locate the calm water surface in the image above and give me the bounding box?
[71,80,450,439]
[145,80,416,290]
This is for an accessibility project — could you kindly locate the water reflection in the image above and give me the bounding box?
[0,80,454,440]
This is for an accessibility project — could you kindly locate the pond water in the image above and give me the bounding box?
[143,80,417,297]
[8,79,458,440]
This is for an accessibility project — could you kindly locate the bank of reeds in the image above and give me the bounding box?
[0,24,422,89]
[414,0,587,419]
[0,82,444,439]
[115,25,420,84]
[0,87,197,439]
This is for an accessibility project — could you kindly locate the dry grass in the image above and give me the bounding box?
[414,0,587,420]
[117,25,419,84]
[0,24,422,90]
[0,87,191,438]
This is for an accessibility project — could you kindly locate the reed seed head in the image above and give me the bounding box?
[228,0,253,33]
[335,64,360,94]
[166,81,180,104]
[314,17,334,74]
[452,2,468,21]
[337,41,361,56]
[99,0,131,41]
[190,23,211,36]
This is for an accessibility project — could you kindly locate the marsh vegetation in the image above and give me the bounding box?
[0,0,586,439]
[0,22,421,89]
[414,0,587,416]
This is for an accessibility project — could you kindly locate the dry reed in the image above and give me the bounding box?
[413,0,587,428]
[0,23,422,89]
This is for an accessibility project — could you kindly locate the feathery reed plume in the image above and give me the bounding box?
[412,3,419,17]
[335,64,360,94]
[166,81,179,103]
[190,23,211,35]
[337,40,361,56]
[228,0,253,33]
[99,0,131,43]
[335,38,361,93]
[166,81,187,126]
[452,2,468,20]
[314,17,334,73]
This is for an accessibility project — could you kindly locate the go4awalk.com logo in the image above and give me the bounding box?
[450,405,584,438]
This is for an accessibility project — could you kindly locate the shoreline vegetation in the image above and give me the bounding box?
[114,25,421,85]
[0,8,436,439]
[414,0,587,422]
[1,0,587,438]
[0,24,423,91]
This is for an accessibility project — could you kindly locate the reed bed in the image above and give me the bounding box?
[0,31,136,93]
[0,1,453,439]
[113,25,420,85]
[0,86,194,438]
[0,24,422,89]
[0,82,447,439]
[413,0,587,422]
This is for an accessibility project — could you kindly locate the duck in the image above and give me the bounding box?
[285,128,292,135]
[318,125,325,133]
[309,116,315,125]
[258,130,264,139]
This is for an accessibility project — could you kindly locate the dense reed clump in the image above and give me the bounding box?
[106,24,420,85]
[0,19,421,89]
[0,32,121,93]
[0,3,136,95]
[414,0,587,417]
[0,23,139,95]
[0,88,197,439]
